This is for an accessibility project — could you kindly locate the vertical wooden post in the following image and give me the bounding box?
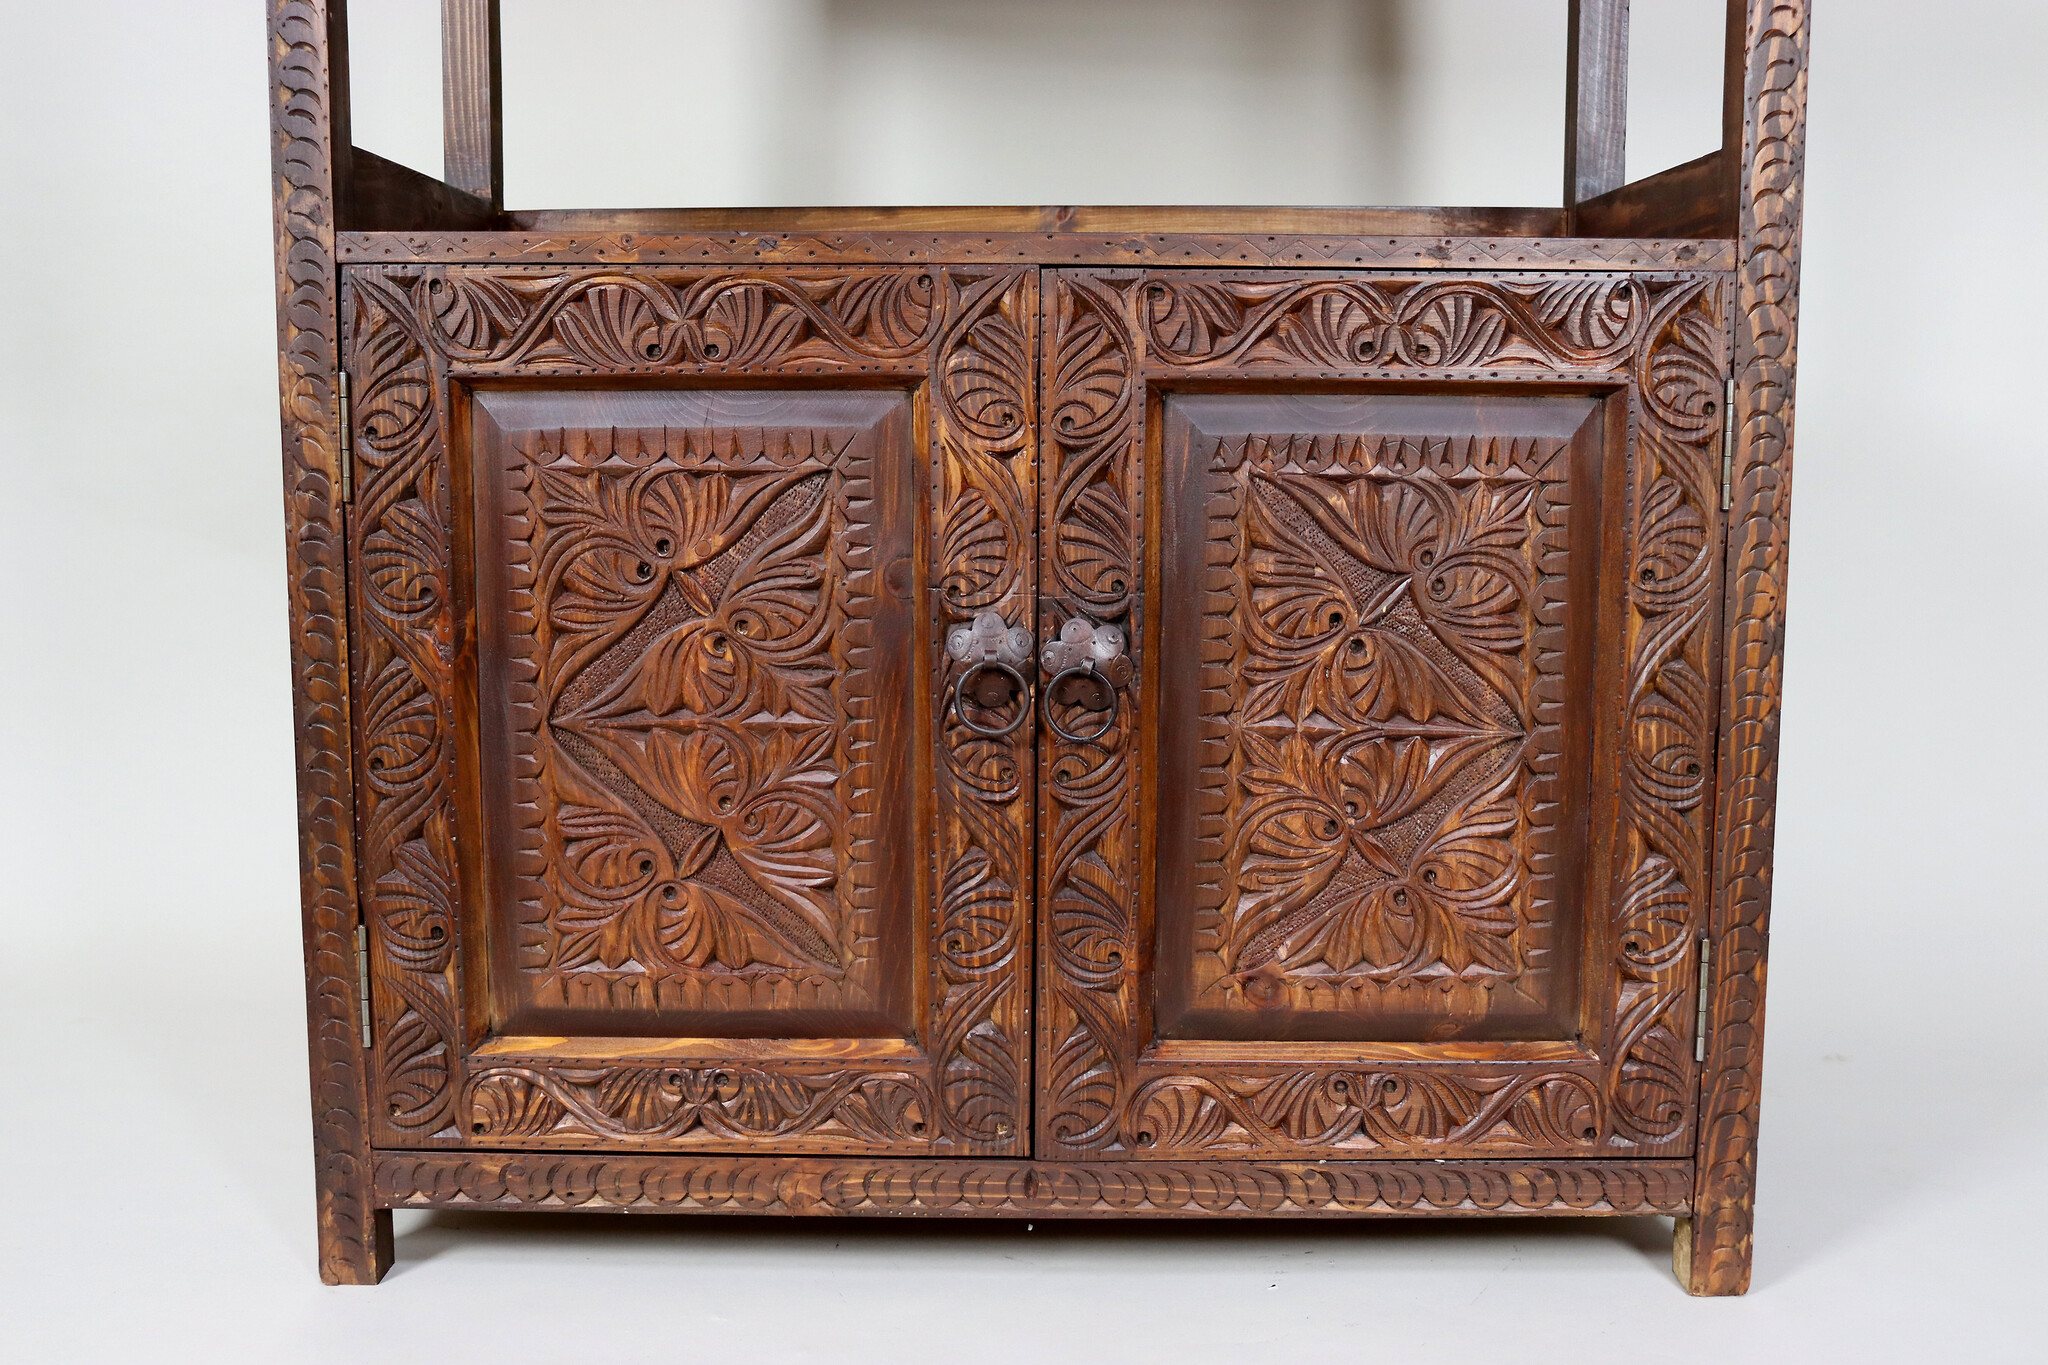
[1564,0,1631,214]
[267,0,392,1286]
[442,0,504,207]
[1685,0,1810,1298]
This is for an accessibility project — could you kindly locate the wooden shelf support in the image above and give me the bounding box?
[1565,0,1631,214]
[441,0,503,208]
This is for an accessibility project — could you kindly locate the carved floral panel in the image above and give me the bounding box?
[473,393,916,1034]
[1155,406,1592,1043]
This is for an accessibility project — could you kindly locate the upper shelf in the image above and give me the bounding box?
[333,1,1741,271]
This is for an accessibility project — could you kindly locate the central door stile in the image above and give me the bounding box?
[927,266,1045,1156]
[1035,270,1150,1158]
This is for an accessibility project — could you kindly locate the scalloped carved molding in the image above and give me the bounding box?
[375,1153,1693,1217]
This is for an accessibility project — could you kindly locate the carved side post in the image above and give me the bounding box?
[1681,0,1810,1297]
[268,0,391,1285]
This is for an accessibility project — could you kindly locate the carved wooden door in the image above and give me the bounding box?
[342,265,1038,1157]
[1034,268,1727,1162]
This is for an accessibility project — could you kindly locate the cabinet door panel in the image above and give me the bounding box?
[344,265,1037,1156]
[1037,269,1725,1161]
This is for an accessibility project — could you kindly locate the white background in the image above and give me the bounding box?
[3,2,2044,1361]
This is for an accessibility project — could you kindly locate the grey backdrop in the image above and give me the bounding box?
[3,3,2042,1360]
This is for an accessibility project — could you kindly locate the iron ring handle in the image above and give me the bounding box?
[1042,666,1121,744]
[951,660,1032,738]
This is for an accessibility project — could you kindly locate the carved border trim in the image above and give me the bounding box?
[375,1153,1693,1217]
[269,0,389,1285]
[1690,0,1809,1298]
[336,231,1737,274]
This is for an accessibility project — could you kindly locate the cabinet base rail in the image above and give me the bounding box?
[373,1153,1693,1219]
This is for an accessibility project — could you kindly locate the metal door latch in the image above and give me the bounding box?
[946,611,1034,736]
[1040,616,1129,743]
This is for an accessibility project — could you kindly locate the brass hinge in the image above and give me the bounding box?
[1719,377,1736,512]
[354,922,373,1049]
[336,369,354,504]
[1694,934,1713,1063]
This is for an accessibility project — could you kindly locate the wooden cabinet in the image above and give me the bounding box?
[269,1,1807,1295]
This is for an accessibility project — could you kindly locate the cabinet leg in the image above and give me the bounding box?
[1674,1195,1754,1296]
[317,1194,393,1285]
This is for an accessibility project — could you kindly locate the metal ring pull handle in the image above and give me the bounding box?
[947,611,1034,738]
[1039,616,1128,746]
[951,661,1031,737]
[1043,667,1121,743]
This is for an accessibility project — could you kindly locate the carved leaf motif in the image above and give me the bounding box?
[635,468,816,569]
[352,367,435,464]
[1131,1082,1232,1150]
[1314,782,1522,977]
[700,283,806,366]
[621,618,747,718]
[1056,476,1136,606]
[817,272,935,351]
[1635,473,1709,601]
[1225,793,1353,960]
[359,655,439,790]
[1142,279,1287,360]
[380,1007,455,1132]
[576,483,832,725]
[1050,875,1131,989]
[362,497,446,621]
[942,311,1029,444]
[1050,294,1130,439]
[468,1073,564,1139]
[1335,733,1509,830]
[552,280,676,367]
[1333,632,1495,728]
[556,803,659,894]
[590,1068,678,1133]
[647,878,814,971]
[938,486,1012,609]
[419,271,528,353]
[1641,307,1725,436]
[373,835,454,973]
[1530,279,1638,353]
[1406,291,1511,367]
[1294,289,1381,366]
[1618,854,1692,972]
